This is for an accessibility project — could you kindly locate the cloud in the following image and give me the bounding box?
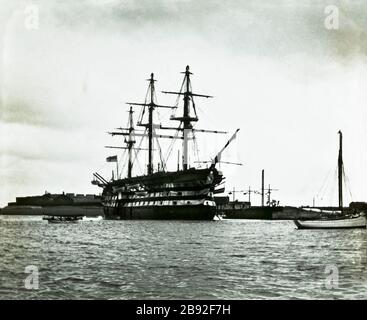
[1,97,52,127]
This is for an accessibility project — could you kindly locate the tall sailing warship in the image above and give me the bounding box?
[92,66,239,220]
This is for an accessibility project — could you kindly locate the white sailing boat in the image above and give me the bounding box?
[294,131,367,229]
[294,213,366,229]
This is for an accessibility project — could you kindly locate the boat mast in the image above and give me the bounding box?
[261,169,265,206]
[147,73,155,175]
[182,66,191,170]
[338,130,343,209]
[267,184,271,206]
[127,106,135,178]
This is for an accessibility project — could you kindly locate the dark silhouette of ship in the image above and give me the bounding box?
[92,66,239,220]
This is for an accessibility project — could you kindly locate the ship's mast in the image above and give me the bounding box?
[123,73,176,175]
[261,169,265,207]
[147,73,155,175]
[163,65,213,171]
[127,106,135,178]
[108,66,233,177]
[182,66,191,170]
[338,130,343,209]
[105,107,136,179]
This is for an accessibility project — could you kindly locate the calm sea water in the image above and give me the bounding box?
[0,215,366,299]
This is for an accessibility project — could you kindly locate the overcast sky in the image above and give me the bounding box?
[1,0,367,207]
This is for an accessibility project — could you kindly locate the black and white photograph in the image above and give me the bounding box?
[0,0,366,306]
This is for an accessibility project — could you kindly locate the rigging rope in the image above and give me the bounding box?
[329,165,338,205]
[170,74,186,118]
[131,128,147,176]
[192,133,200,165]
[188,79,198,119]
[163,126,181,166]
[316,166,333,201]
[152,127,166,171]
[342,164,353,201]
[137,83,151,124]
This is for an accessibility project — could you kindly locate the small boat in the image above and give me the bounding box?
[82,215,103,222]
[42,215,82,223]
[294,213,366,229]
[294,131,367,230]
[213,214,223,221]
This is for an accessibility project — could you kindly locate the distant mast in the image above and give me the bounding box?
[105,106,136,178]
[338,130,343,209]
[127,106,135,178]
[261,169,265,207]
[147,73,155,175]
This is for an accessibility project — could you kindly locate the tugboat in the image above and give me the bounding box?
[294,131,366,229]
[92,66,239,220]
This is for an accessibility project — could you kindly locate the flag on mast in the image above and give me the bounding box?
[106,155,118,162]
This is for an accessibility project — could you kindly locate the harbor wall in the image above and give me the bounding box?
[0,206,103,216]
[272,206,320,220]
[221,206,325,220]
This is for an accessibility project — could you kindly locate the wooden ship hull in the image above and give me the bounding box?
[104,203,216,220]
[103,168,221,220]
